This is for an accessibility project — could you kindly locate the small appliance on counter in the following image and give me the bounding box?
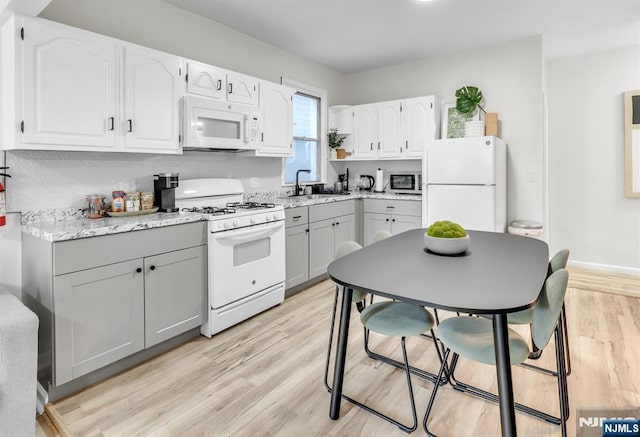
[389,172,422,194]
[154,172,179,212]
[359,174,375,191]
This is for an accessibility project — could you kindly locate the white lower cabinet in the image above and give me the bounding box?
[308,201,355,279]
[363,199,422,246]
[22,222,207,388]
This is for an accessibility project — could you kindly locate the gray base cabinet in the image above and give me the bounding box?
[285,224,309,289]
[363,199,421,246]
[308,201,355,279]
[22,222,207,389]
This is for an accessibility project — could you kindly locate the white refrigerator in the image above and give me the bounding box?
[421,136,507,232]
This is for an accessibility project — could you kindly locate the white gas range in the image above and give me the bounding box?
[175,178,285,338]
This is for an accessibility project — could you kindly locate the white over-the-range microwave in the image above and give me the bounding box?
[182,96,262,151]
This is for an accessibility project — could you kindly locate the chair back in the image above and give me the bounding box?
[548,249,569,275]
[531,269,569,350]
[372,230,392,243]
[335,241,362,259]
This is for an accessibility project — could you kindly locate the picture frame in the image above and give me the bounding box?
[624,89,640,198]
[441,102,480,139]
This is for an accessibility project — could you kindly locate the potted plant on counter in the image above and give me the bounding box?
[328,128,346,159]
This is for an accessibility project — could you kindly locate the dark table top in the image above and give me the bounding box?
[327,229,549,314]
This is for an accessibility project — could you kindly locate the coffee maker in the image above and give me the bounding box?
[153,173,179,212]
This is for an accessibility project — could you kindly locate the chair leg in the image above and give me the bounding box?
[555,322,569,436]
[323,286,341,393]
[561,303,572,376]
[339,336,419,433]
[423,348,451,437]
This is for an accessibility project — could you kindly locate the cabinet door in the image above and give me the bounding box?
[402,97,433,158]
[377,100,402,158]
[144,246,206,347]
[53,259,144,385]
[186,60,226,100]
[123,45,181,153]
[390,214,422,235]
[22,17,117,150]
[352,104,377,158]
[286,224,309,289]
[363,213,392,246]
[333,214,355,251]
[308,217,335,279]
[227,71,259,106]
[257,81,294,156]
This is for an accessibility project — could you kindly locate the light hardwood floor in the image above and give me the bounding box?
[37,267,640,436]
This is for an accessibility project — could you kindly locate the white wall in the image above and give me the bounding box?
[341,37,545,227]
[547,45,640,272]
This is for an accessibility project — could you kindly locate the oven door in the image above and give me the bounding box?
[209,220,285,308]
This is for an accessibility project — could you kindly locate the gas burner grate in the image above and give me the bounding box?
[181,206,237,215]
[227,202,276,210]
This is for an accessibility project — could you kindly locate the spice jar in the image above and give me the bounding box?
[140,192,154,210]
[111,190,126,212]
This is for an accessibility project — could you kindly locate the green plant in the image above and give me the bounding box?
[426,220,467,238]
[455,86,486,115]
[328,128,345,149]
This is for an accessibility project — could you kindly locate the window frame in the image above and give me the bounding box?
[281,77,327,187]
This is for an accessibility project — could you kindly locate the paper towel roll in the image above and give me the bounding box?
[375,168,384,192]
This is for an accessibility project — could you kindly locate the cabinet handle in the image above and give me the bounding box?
[136,267,142,273]
[305,229,309,233]
[293,215,302,219]
[370,142,373,151]
[217,79,222,91]
[108,117,115,131]
[332,223,335,227]
[229,83,233,94]
[336,222,340,226]
[386,218,390,222]
[127,119,133,132]
[392,218,396,222]
[386,206,395,209]
[378,142,381,150]
[149,265,156,271]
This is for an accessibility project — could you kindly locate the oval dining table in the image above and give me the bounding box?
[326,229,549,437]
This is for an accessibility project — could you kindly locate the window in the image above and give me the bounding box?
[282,78,327,186]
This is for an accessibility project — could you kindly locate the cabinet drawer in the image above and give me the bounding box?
[309,200,355,223]
[285,206,309,227]
[54,222,207,275]
[363,199,421,216]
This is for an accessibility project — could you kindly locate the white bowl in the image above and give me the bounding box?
[424,234,470,255]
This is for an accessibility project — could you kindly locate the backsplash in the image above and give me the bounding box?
[5,150,284,213]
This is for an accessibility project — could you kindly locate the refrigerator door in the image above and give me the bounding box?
[426,137,496,185]
[426,185,496,232]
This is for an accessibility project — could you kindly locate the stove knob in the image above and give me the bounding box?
[224,221,230,229]
[266,214,273,221]
[250,216,257,224]
[233,220,239,227]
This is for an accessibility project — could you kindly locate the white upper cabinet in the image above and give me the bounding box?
[255,80,294,157]
[227,71,259,106]
[20,17,118,151]
[185,60,226,100]
[377,100,402,158]
[330,95,439,161]
[12,16,182,154]
[353,104,377,158]
[401,96,438,158]
[122,45,181,153]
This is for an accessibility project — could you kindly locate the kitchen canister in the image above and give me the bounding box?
[111,191,126,212]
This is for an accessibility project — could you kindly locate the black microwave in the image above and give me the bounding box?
[388,172,422,194]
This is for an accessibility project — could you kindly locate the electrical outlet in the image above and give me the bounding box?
[250,177,259,188]
[527,169,536,182]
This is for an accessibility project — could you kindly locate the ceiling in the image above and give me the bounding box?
[163,0,640,74]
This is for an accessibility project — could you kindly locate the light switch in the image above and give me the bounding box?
[527,169,536,182]
[250,177,259,188]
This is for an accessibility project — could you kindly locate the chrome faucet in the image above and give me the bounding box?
[295,169,311,196]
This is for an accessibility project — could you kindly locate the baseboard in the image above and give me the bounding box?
[36,382,48,415]
[568,260,640,276]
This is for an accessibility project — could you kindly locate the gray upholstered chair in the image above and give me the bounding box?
[423,269,570,437]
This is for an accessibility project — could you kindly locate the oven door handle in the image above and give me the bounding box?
[213,221,284,242]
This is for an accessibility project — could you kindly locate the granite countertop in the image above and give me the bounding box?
[22,192,421,242]
[22,211,205,242]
